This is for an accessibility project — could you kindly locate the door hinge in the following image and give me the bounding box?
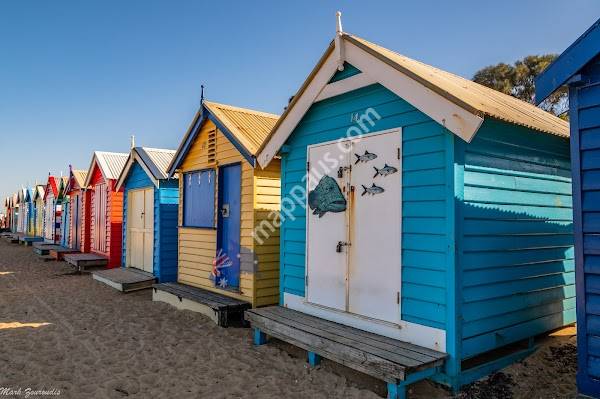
[397,148,401,159]
[396,291,400,304]
[306,161,310,172]
[306,275,309,286]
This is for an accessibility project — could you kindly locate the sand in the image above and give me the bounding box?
[0,240,577,398]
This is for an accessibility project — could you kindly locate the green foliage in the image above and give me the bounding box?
[473,55,568,119]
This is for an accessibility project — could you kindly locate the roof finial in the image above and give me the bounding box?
[131,134,135,149]
[200,84,205,104]
[335,11,345,71]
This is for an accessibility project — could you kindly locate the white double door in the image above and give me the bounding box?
[306,129,402,325]
[127,188,154,273]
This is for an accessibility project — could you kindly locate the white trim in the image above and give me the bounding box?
[314,72,377,102]
[257,36,485,168]
[115,151,160,191]
[284,292,446,352]
[257,50,340,168]
[344,41,484,143]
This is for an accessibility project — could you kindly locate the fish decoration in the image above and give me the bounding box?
[308,175,347,218]
[361,183,385,196]
[354,150,377,164]
[373,163,398,178]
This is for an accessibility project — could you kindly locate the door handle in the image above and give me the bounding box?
[221,204,230,218]
[336,241,350,253]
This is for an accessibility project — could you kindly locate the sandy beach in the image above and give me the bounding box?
[0,240,577,398]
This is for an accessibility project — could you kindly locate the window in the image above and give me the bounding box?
[183,169,215,228]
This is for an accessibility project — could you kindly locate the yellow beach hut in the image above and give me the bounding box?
[153,100,280,326]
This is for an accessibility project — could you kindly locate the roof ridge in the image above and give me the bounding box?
[139,147,177,153]
[204,100,279,119]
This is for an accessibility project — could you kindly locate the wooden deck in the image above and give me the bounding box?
[63,253,108,271]
[246,306,447,399]
[32,242,59,255]
[48,246,79,260]
[19,236,44,246]
[92,268,156,292]
[3,233,23,244]
[153,282,251,327]
[34,244,64,258]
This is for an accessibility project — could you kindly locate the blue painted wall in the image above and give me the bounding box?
[278,67,574,385]
[455,120,574,360]
[570,55,600,395]
[122,161,179,282]
[280,82,451,330]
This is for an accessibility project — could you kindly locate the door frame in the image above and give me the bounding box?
[304,127,403,328]
[125,187,154,273]
[216,162,242,291]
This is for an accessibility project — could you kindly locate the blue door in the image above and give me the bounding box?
[216,164,241,290]
[61,201,70,247]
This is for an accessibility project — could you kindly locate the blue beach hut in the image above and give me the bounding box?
[536,17,600,398]
[246,20,575,398]
[114,147,179,282]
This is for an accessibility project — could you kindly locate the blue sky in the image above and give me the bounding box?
[0,1,598,204]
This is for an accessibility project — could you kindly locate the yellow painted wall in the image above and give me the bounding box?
[176,119,280,307]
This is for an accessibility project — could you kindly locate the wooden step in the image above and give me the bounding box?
[48,246,79,260]
[153,282,251,327]
[92,268,156,292]
[63,253,108,271]
[245,306,447,387]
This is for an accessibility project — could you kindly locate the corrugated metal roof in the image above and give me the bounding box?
[345,34,569,138]
[34,185,45,200]
[92,151,129,180]
[204,101,279,155]
[72,170,88,188]
[137,147,176,180]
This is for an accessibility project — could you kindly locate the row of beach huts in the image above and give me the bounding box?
[2,17,600,399]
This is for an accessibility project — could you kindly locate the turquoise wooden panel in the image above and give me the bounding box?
[328,62,361,83]
[456,119,574,359]
[279,83,452,329]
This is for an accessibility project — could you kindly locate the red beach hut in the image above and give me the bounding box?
[81,151,128,268]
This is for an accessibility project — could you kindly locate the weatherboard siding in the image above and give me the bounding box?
[279,83,451,329]
[456,120,574,359]
[177,118,255,304]
[157,179,179,282]
[254,159,281,306]
[570,56,600,384]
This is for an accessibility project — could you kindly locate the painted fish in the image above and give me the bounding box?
[361,183,385,196]
[373,163,398,178]
[308,175,347,218]
[354,150,377,164]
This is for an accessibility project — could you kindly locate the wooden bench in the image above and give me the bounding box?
[153,282,251,327]
[92,268,156,292]
[245,306,447,399]
[63,253,108,271]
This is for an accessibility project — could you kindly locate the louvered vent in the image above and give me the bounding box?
[207,129,217,165]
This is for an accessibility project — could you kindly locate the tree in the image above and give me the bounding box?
[473,55,568,119]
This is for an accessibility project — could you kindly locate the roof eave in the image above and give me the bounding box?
[535,17,600,103]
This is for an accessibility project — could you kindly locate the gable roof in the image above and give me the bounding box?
[536,17,600,103]
[44,176,59,200]
[84,151,129,186]
[116,147,177,190]
[64,168,87,194]
[168,101,279,175]
[257,32,569,167]
[33,185,45,201]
